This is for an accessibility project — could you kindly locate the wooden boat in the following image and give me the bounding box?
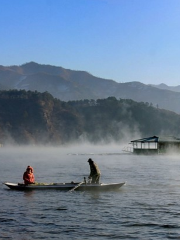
[3,182,125,191]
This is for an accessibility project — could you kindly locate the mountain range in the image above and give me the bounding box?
[0,62,180,114]
[150,83,180,92]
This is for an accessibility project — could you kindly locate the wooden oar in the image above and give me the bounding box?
[69,181,84,192]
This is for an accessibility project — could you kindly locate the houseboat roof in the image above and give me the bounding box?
[131,136,180,143]
[131,136,158,143]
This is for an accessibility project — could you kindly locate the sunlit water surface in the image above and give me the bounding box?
[1,145,180,239]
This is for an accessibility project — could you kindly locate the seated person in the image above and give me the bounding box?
[23,166,35,185]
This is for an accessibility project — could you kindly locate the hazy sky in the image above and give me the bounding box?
[1,0,180,86]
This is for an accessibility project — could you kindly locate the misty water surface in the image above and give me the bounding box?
[1,145,180,239]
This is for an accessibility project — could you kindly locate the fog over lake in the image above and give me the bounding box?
[1,144,180,239]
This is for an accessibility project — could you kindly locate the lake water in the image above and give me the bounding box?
[1,145,180,239]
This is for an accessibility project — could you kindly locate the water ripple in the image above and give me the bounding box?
[1,149,180,239]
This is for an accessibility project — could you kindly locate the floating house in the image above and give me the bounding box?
[130,136,180,154]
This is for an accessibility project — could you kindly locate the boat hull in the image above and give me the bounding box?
[3,182,125,191]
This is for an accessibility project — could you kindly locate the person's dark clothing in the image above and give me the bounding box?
[88,160,101,184]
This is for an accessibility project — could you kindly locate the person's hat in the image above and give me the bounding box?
[87,158,93,162]
[26,166,33,172]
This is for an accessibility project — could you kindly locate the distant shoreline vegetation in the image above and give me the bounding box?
[0,90,180,146]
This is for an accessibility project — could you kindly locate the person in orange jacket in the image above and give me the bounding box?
[23,166,35,185]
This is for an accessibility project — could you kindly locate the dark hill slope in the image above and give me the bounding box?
[0,91,180,145]
[0,90,82,145]
[69,97,180,143]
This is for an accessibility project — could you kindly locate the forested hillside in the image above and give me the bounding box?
[69,97,180,143]
[0,90,180,145]
[0,90,82,145]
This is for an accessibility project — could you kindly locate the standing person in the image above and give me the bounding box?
[23,166,35,185]
[88,158,101,184]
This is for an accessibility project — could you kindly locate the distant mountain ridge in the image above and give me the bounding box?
[149,83,180,92]
[0,62,180,113]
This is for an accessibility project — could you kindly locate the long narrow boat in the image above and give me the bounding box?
[3,182,125,191]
